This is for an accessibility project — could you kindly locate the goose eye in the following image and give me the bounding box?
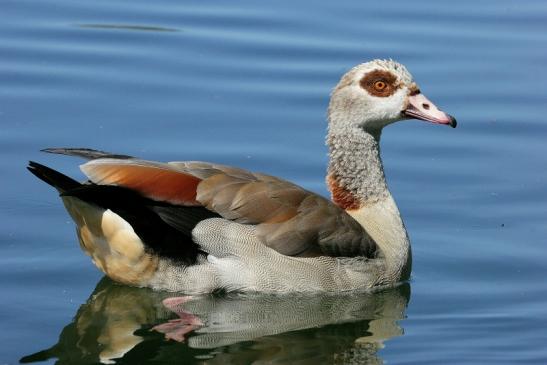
[374,81,387,91]
[359,70,399,97]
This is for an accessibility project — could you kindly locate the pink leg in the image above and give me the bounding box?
[151,296,204,342]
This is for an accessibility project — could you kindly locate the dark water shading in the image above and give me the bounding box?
[78,24,179,33]
[2,0,547,364]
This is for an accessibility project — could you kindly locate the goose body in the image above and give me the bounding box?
[29,60,455,293]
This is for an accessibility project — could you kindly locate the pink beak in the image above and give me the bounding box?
[404,93,457,128]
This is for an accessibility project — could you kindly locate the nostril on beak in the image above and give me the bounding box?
[422,103,430,110]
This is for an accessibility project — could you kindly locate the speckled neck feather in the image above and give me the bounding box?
[327,127,388,208]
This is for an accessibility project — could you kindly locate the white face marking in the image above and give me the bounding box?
[328,59,416,130]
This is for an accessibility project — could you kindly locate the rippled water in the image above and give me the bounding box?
[2,0,547,364]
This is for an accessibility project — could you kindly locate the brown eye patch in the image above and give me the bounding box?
[359,69,400,97]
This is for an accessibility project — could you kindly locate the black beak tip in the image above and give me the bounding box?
[448,115,457,128]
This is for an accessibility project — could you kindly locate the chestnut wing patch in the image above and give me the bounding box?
[81,159,202,206]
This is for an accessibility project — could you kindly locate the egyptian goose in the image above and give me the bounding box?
[28,60,456,293]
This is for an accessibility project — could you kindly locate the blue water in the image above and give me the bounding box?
[2,0,547,363]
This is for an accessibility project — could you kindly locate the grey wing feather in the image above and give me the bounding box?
[42,148,135,160]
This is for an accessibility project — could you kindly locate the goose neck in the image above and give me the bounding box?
[326,125,388,207]
[326,125,411,282]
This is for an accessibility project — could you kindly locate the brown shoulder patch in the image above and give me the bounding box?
[327,175,361,210]
[359,69,400,97]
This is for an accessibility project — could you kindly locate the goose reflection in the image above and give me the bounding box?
[21,278,410,364]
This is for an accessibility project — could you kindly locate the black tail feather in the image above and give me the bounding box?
[27,161,81,193]
[41,147,134,160]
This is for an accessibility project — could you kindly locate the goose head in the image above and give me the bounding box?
[328,59,456,132]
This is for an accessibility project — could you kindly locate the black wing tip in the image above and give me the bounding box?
[20,349,53,363]
[27,160,80,192]
[27,161,43,181]
[27,160,47,174]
